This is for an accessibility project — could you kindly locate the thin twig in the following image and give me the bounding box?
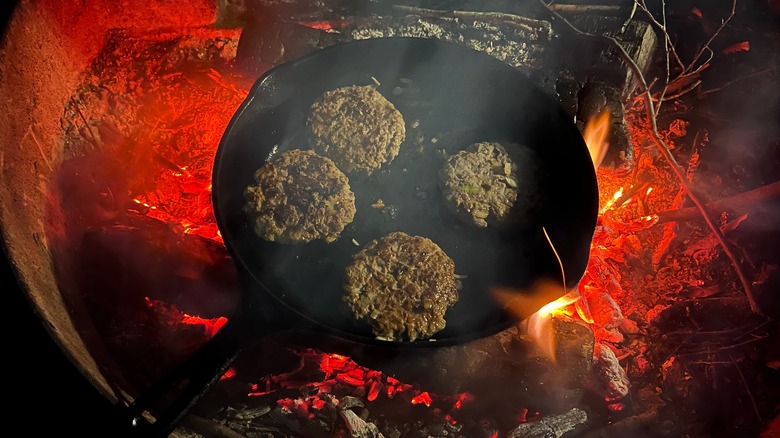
[391,5,552,36]
[22,125,53,172]
[698,68,777,98]
[548,4,621,14]
[635,0,684,72]
[538,0,761,314]
[656,180,780,223]
[637,0,673,115]
[663,320,772,338]
[620,0,638,34]
[729,352,762,422]
[684,0,738,76]
[679,335,768,356]
[72,98,99,145]
[658,80,702,102]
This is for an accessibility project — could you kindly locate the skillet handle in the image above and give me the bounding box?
[124,316,248,437]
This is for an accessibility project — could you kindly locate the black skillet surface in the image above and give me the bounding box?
[214,37,597,345]
[128,37,598,435]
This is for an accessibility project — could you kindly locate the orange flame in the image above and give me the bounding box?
[526,290,583,361]
[491,278,570,323]
[600,186,624,214]
[583,109,611,168]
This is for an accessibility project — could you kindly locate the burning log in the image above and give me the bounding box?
[235,11,552,76]
[561,15,658,96]
[507,407,588,438]
[547,4,621,15]
[584,290,625,343]
[551,317,597,390]
[587,343,630,402]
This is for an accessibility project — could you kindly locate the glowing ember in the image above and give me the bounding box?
[298,20,350,32]
[220,367,236,381]
[454,392,474,410]
[180,315,228,338]
[583,109,611,168]
[411,391,433,407]
[600,186,624,214]
[145,297,228,338]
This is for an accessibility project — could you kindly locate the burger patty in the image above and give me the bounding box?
[343,231,459,342]
[438,141,520,228]
[244,149,356,244]
[308,85,406,175]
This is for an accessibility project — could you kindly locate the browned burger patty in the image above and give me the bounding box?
[244,149,356,244]
[308,85,406,175]
[439,141,520,228]
[343,231,459,341]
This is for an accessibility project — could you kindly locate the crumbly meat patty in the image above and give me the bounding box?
[308,85,406,175]
[244,149,356,244]
[343,231,459,341]
[439,141,520,228]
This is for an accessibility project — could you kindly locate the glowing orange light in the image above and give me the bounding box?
[583,109,611,168]
[646,187,653,195]
[454,392,474,410]
[518,407,529,423]
[411,392,433,407]
[367,380,382,401]
[535,290,581,319]
[220,367,236,381]
[298,20,349,32]
[180,315,228,338]
[600,186,624,214]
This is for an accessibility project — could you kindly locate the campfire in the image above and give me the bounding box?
[2,0,779,437]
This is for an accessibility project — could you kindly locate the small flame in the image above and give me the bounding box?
[600,186,624,214]
[583,109,611,168]
[526,290,583,361]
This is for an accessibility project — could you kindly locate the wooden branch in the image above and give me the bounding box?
[657,180,780,224]
[548,4,621,14]
[508,407,588,438]
[390,5,554,38]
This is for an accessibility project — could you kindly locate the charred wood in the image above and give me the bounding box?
[587,343,630,402]
[547,5,622,15]
[562,15,658,96]
[507,407,588,438]
[340,409,385,438]
[552,317,597,390]
[235,13,551,76]
[656,180,780,224]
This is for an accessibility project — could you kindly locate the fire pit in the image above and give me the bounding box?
[2,1,779,437]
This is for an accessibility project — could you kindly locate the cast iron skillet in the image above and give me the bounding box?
[126,37,598,436]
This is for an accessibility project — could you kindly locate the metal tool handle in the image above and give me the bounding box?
[124,315,248,437]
